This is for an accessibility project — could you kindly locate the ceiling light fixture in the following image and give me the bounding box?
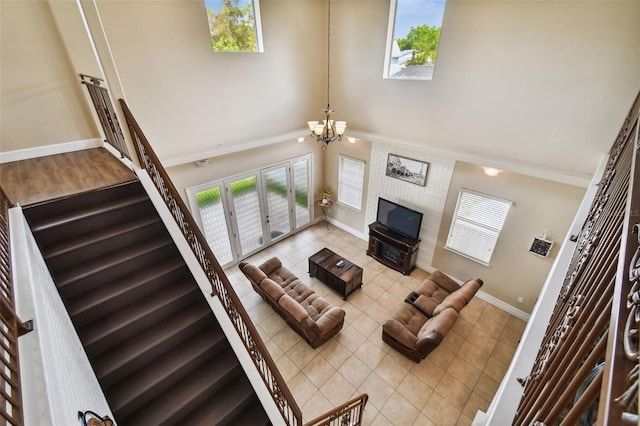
[482,167,503,177]
[306,0,346,145]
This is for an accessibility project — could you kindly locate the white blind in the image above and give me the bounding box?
[338,156,365,211]
[446,189,511,265]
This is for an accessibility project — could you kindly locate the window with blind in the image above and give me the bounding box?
[338,156,365,211]
[446,189,512,266]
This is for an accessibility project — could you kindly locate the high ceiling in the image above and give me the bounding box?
[2,0,639,187]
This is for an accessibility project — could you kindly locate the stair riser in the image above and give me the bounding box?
[70,266,191,327]
[117,348,243,426]
[33,201,157,248]
[151,366,243,426]
[97,313,218,387]
[56,244,178,299]
[178,374,255,426]
[82,289,201,358]
[216,384,257,426]
[24,181,143,225]
[112,344,232,419]
[46,221,168,272]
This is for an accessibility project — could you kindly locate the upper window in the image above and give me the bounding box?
[338,156,365,211]
[446,189,512,266]
[205,0,264,52]
[383,0,447,80]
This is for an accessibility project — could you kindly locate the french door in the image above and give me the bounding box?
[188,155,312,268]
[261,165,293,245]
[226,173,267,258]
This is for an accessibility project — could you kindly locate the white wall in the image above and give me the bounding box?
[332,0,640,181]
[433,161,585,313]
[11,208,113,426]
[0,0,97,152]
[13,0,635,185]
[91,0,328,161]
[364,141,456,269]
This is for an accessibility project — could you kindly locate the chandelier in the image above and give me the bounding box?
[306,0,346,145]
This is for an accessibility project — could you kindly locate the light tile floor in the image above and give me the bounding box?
[225,224,526,425]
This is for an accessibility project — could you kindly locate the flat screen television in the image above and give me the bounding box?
[376,197,423,241]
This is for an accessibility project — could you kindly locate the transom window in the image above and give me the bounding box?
[338,155,366,211]
[383,0,447,80]
[205,0,264,52]
[446,189,512,266]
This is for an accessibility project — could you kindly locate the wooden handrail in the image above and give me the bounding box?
[118,99,303,425]
[0,187,27,426]
[304,393,369,426]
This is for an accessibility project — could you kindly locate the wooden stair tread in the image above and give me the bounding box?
[43,215,162,259]
[28,193,149,232]
[80,282,199,352]
[93,304,217,386]
[225,399,272,426]
[23,180,142,223]
[54,236,173,288]
[123,354,251,426]
[108,331,234,417]
[175,377,260,426]
[67,257,188,324]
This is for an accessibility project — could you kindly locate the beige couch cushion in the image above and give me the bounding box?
[433,279,482,316]
[416,307,458,347]
[241,263,267,286]
[430,270,461,293]
[260,277,286,301]
[415,279,452,306]
[387,303,429,338]
[383,317,418,350]
[278,294,310,323]
[412,294,438,316]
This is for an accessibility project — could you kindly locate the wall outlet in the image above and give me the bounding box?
[517,296,524,304]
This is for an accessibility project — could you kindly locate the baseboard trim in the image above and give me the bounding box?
[326,217,367,241]
[475,291,530,321]
[0,139,104,163]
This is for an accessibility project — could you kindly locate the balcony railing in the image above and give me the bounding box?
[0,188,33,426]
[514,93,640,425]
[80,75,131,161]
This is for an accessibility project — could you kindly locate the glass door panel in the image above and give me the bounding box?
[262,165,292,244]
[192,184,235,267]
[292,158,311,229]
[227,174,266,257]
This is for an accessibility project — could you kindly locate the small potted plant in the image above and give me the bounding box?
[319,188,332,205]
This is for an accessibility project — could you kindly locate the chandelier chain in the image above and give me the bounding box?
[305,0,346,145]
[327,0,331,109]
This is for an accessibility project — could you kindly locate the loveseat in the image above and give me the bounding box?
[239,257,346,348]
[382,270,483,362]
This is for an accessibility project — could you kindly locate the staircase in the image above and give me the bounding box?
[23,180,271,426]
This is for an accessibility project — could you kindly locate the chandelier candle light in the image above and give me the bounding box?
[307,0,346,145]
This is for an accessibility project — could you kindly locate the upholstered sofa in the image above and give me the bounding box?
[382,270,483,362]
[239,257,346,348]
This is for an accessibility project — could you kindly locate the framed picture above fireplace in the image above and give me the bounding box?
[386,154,429,186]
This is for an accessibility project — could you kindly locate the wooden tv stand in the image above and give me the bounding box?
[366,222,419,275]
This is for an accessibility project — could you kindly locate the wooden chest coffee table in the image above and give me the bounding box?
[308,248,363,300]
